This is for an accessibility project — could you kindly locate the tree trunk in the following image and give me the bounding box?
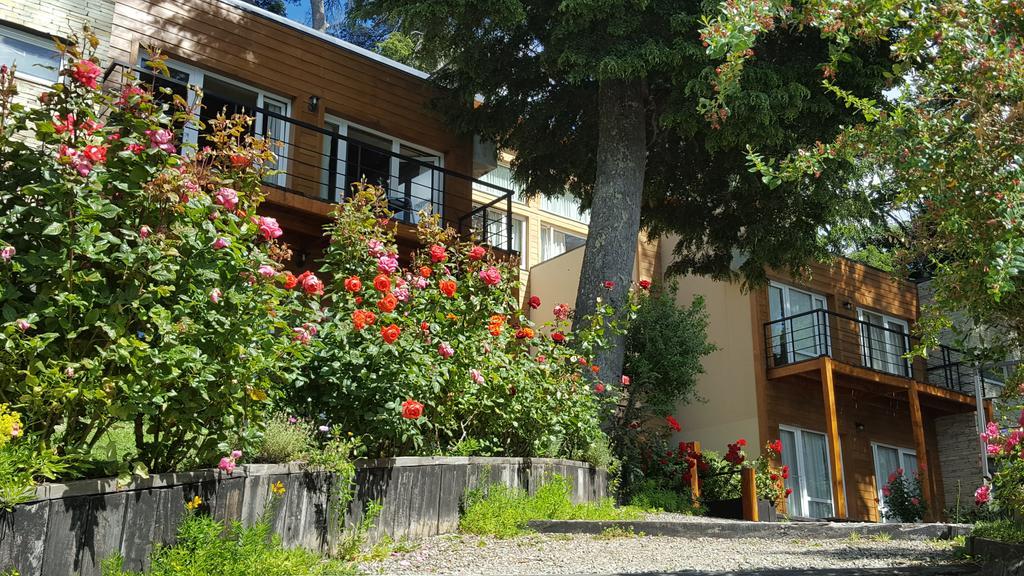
[310,0,327,31]
[572,78,646,381]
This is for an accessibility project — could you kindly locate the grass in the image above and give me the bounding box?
[459,474,645,538]
[593,526,645,540]
[628,480,704,515]
[972,519,1024,544]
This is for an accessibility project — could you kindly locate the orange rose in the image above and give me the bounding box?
[439,279,457,298]
[373,273,391,293]
[381,323,401,344]
[377,293,398,313]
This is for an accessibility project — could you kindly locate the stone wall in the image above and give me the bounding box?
[0,456,607,576]
[935,412,985,513]
[1,0,115,57]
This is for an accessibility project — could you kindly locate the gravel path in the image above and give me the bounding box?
[359,532,962,575]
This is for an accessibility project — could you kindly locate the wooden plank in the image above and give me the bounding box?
[212,476,246,524]
[280,473,306,547]
[766,357,823,381]
[1,500,50,576]
[41,496,88,576]
[907,382,936,522]
[80,492,128,576]
[119,489,159,573]
[388,466,416,541]
[436,464,467,535]
[820,357,848,519]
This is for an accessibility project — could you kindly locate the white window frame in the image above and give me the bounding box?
[0,24,62,84]
[871,442,918,522]
[857,308,912,377]
[540,223,586,262]
[322,114,445,218]
[780,424,843,519]
[135,57,290,185]
[768,282,830,364]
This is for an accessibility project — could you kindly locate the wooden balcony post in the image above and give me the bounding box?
[820,357,848,519]
[908,382,936,522]
[688,441,702,506]
[741,467,759,521]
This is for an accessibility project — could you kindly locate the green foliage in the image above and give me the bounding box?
[254,413,315,464]
[0,438,67,510]
[459,475,644,538]
[973,519,1024,545]
[628,479,703,515]
[979,386,1024,521]
[881,469,926,523]
[293,185,623,459]
[101,508,356,576]
[616,283,714,499]
[697,451,741,503]
[336,500,382,561]
[0,35,317,477]
[351,0,891,286]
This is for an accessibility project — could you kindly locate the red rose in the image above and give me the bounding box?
[468,245,486,260]
[785,488,793,497]
[770,439,783,453]
[737,438,748,447]
[551,331,566,343]
[421,321,430,332]
[82,145,107,163]
[528,295,541,309]
[590,365,600,374]
[373,273,391,293]
[282,272,298,290]
[355,296,363,305]
[230,154,251,168]
[429,244,447,263]
[639,279,651,290]
[621,375,631,386]
[380,323,401,344]
[515,327,535,339]
[419,265,432,278]
[666,415,681,432]
[602,280,615,289]
[402,399,424,419]
[439,279,457,298]
[298,271,324,295]
[594,383,606,393]
[377,293,398,313]
[70,59,101,89]
[344,276,362,293]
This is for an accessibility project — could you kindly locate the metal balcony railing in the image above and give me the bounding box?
[763,308,1007,397]
[101,62,515,252]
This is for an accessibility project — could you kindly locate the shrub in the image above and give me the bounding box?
[254,414,315,464]
[974,379,1024,536]
[973,519,1024,544]
[628,479,703,515]
[615,282,715,499]
[0,35,317,477]
[881,468,926,523]
[459,474,644,538]
[292,186,624,459]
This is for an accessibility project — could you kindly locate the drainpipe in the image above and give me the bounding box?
[973,363,990,481]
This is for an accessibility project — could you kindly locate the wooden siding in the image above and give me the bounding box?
[767,373,945,521]
[106,0,473,218]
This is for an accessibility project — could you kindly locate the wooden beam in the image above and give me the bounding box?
[767,357,824,381]
[984,400,994,427]
[688,441,702,506]
[915,381,978,407]
[741,467,759,522]
[907,381,936,522]
[829,361,910,390]
[820,357,847,519]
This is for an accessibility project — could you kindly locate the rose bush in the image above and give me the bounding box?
[0,36,317,480]
[880,467,926,523]
[290,185,623,461]
[975,383,1024,530]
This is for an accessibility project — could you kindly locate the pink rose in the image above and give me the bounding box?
[1,246,14,263]
[975,484,991,506]
[230,450,243,460]
[209,288,222,303]
[393,286,411,302]
[478,266,501,286]
[377,254,399,274]
[553,304,570,321]
[15,319,30,332]
[218,457,236,475]
[139,226,151,239]
[145,129,176,153]
[910,497,920,506]
[470,369,484,384]
[438,342,454,359]
[70,59,101,89]
[292,326,312,345]
[413,276,428,290]
[257,217,283,241]
[212,237,230,250]
[367,239,386,257]
[258,265,276,278]
[881,485,891,497]
[214,187,239,211]
[621,375,631,386]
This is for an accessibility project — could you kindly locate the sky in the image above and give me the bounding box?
[285,2,313,27]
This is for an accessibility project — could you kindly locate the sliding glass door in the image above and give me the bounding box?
[872,443,918,521]
[780,426,837,519]
[768,283,829,366]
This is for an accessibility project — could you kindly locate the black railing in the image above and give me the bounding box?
[763,308,1007,396]
[102,62,515,252]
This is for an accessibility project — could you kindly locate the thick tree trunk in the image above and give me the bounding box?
[572,79,646,381]
[311,0,327,31]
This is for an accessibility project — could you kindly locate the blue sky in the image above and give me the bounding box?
[285,2,313,26]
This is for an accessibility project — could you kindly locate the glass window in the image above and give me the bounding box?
[781,426,837,519]
[858,309,911,377]
[476,164,525,204]
[768,282,829,365]
[541,193,590,224]
[473,205,524,262]
[540,225,585,262]
[0,25,61,83]
[873,444,918,522]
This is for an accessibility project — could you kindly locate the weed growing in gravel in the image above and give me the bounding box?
[594,526,645,540]
[847,532,863,542]
[867,532,892,543]
[361,534,420,562]
[460,475,644,538]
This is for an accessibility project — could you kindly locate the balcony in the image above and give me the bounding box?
[763,308,1005,398]
[102,63,515,252]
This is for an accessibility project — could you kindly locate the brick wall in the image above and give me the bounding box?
[935,411,984,513]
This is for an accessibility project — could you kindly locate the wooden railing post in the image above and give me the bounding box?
[741,467,759,522]
[687,441,701,506]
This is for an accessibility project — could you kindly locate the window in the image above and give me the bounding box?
[540,225,585,262]
[768,282,829,365]
[474,206,525,265]
[321,115,444,224]
[0,25,62,83]
[476,164,525,204]
[872,443,918,522]
[781,426,838,519]
[857,309,911,377]
[541,193,590,224]
[135,58,290,185]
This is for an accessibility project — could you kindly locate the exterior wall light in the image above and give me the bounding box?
[308,95,320,112]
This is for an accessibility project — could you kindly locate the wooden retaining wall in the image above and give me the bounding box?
[0,456,607,576]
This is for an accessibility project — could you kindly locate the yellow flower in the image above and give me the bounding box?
[185,495,202,511]
[0,404,23,448]
[271,481,286,496]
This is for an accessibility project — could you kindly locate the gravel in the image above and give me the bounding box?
[359,532,960,575]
